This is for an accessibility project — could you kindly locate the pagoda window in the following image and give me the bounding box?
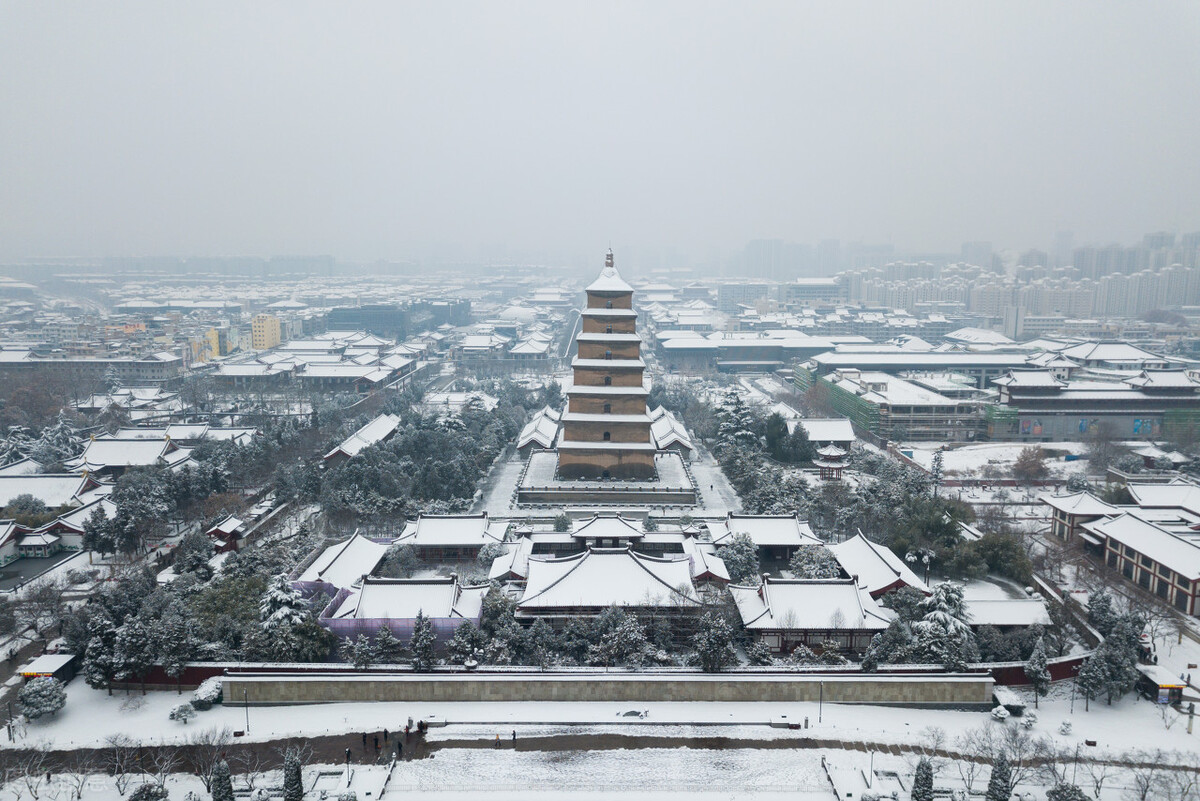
[605,300,613,309]
[606,325,613,334]
[605,350,612,360]
[603,403,611,413]
[603,376,612,386]
[603,431,611,441]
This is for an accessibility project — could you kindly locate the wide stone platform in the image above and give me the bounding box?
[517,450,697,506]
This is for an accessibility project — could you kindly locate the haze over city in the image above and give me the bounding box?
[5,4,1200,799]
[2,1,1199,268]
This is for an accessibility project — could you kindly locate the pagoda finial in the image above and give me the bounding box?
[605,249,614,270]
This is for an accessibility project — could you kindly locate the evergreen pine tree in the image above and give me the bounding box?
[1076,653,1105,711]
[174,530,215,580]
[911,757,934,801]
[1087,588,1117,637]
[930,449,944,495]
[158,610,198,693]
[1046,784,1088,801]
[410,610,436,672]
[81,504,115,556]
[260,575,308,632]
[985,754,1011,801]
[691,612,736,673]
[340,635,377,670]
[115,615,157,694]
[717,533,761,584]
[83,634,118,696]
[372,625,403,664]
[17,676,66,719]
[211,760,235,801]
[1024,636,1051,708]
[283,749,304,801]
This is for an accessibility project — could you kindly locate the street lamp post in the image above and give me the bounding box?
[818,681,824,724]
[243,689,249,733]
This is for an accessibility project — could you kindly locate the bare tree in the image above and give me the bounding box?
[1125,749,1167,801]
[181,726,234,792]
[13,750,53,801]
[142,744,181,790]
[1035,742,1073,789]
[18,578,69,637]
[59,752,99,801]
[103,734,142,796]
[231,746,270,791]
[1166,751,1200,801]
[952,726,990,795]
[1083,757,1113,800]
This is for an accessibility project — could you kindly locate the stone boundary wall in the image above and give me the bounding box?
[224,671,994,708]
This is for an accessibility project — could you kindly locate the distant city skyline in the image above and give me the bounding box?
[2,3,1199,266]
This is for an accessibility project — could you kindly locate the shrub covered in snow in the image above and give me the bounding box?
[170,703,197,724]
[17,676,66,720]
[990,705,1010,722]
[337,792,357,801]
[191,676,223,710]
[1020,711,1037,729]
[127,785,168,801]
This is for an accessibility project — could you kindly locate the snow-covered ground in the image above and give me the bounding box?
[903,441,1091,479]
[13,679,1197,760]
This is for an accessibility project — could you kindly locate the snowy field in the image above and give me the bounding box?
[10,679,1196,760]
[903,441,1091,479]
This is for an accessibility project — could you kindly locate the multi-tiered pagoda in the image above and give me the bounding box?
[557,251,656,480]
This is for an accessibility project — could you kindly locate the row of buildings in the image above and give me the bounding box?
[290,512,1048,654]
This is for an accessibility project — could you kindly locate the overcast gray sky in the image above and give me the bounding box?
[1,1,1198,264]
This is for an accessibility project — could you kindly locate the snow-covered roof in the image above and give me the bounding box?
[65,438,189,472]
[964,599,1051,628]
[992,370,1065,388]
[711,514,821,548]
[206,515,244,536]
[571,513,644,540]
[19,531,59,547]
[586,265,633,294]
[0,474,95,509]
[1084,513,1200,581]
[296,532,390,589]
[396,513,501,547]
[1126,481,1200,516]
[0,459,46,476]
[681,538,729,582]
[49,497,116,533]
[731,577,890,632]
[944,327,1015,345]
[792,418,855,443]
[1039,492,1119,517]
[1123,370,1199,389]
[517,409,560,451]
[518,547,698,611]
[1059,341,1165,364]
[488,538,534,581]
[329,576,487,621]
[323,413,402,461]
[649,408,694,452]
[829,532,929,597]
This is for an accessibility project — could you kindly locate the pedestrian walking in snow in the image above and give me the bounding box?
[512,730,516,743]
[397,741,403,760]
[494,734,500,749]
[384,728,389,742]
